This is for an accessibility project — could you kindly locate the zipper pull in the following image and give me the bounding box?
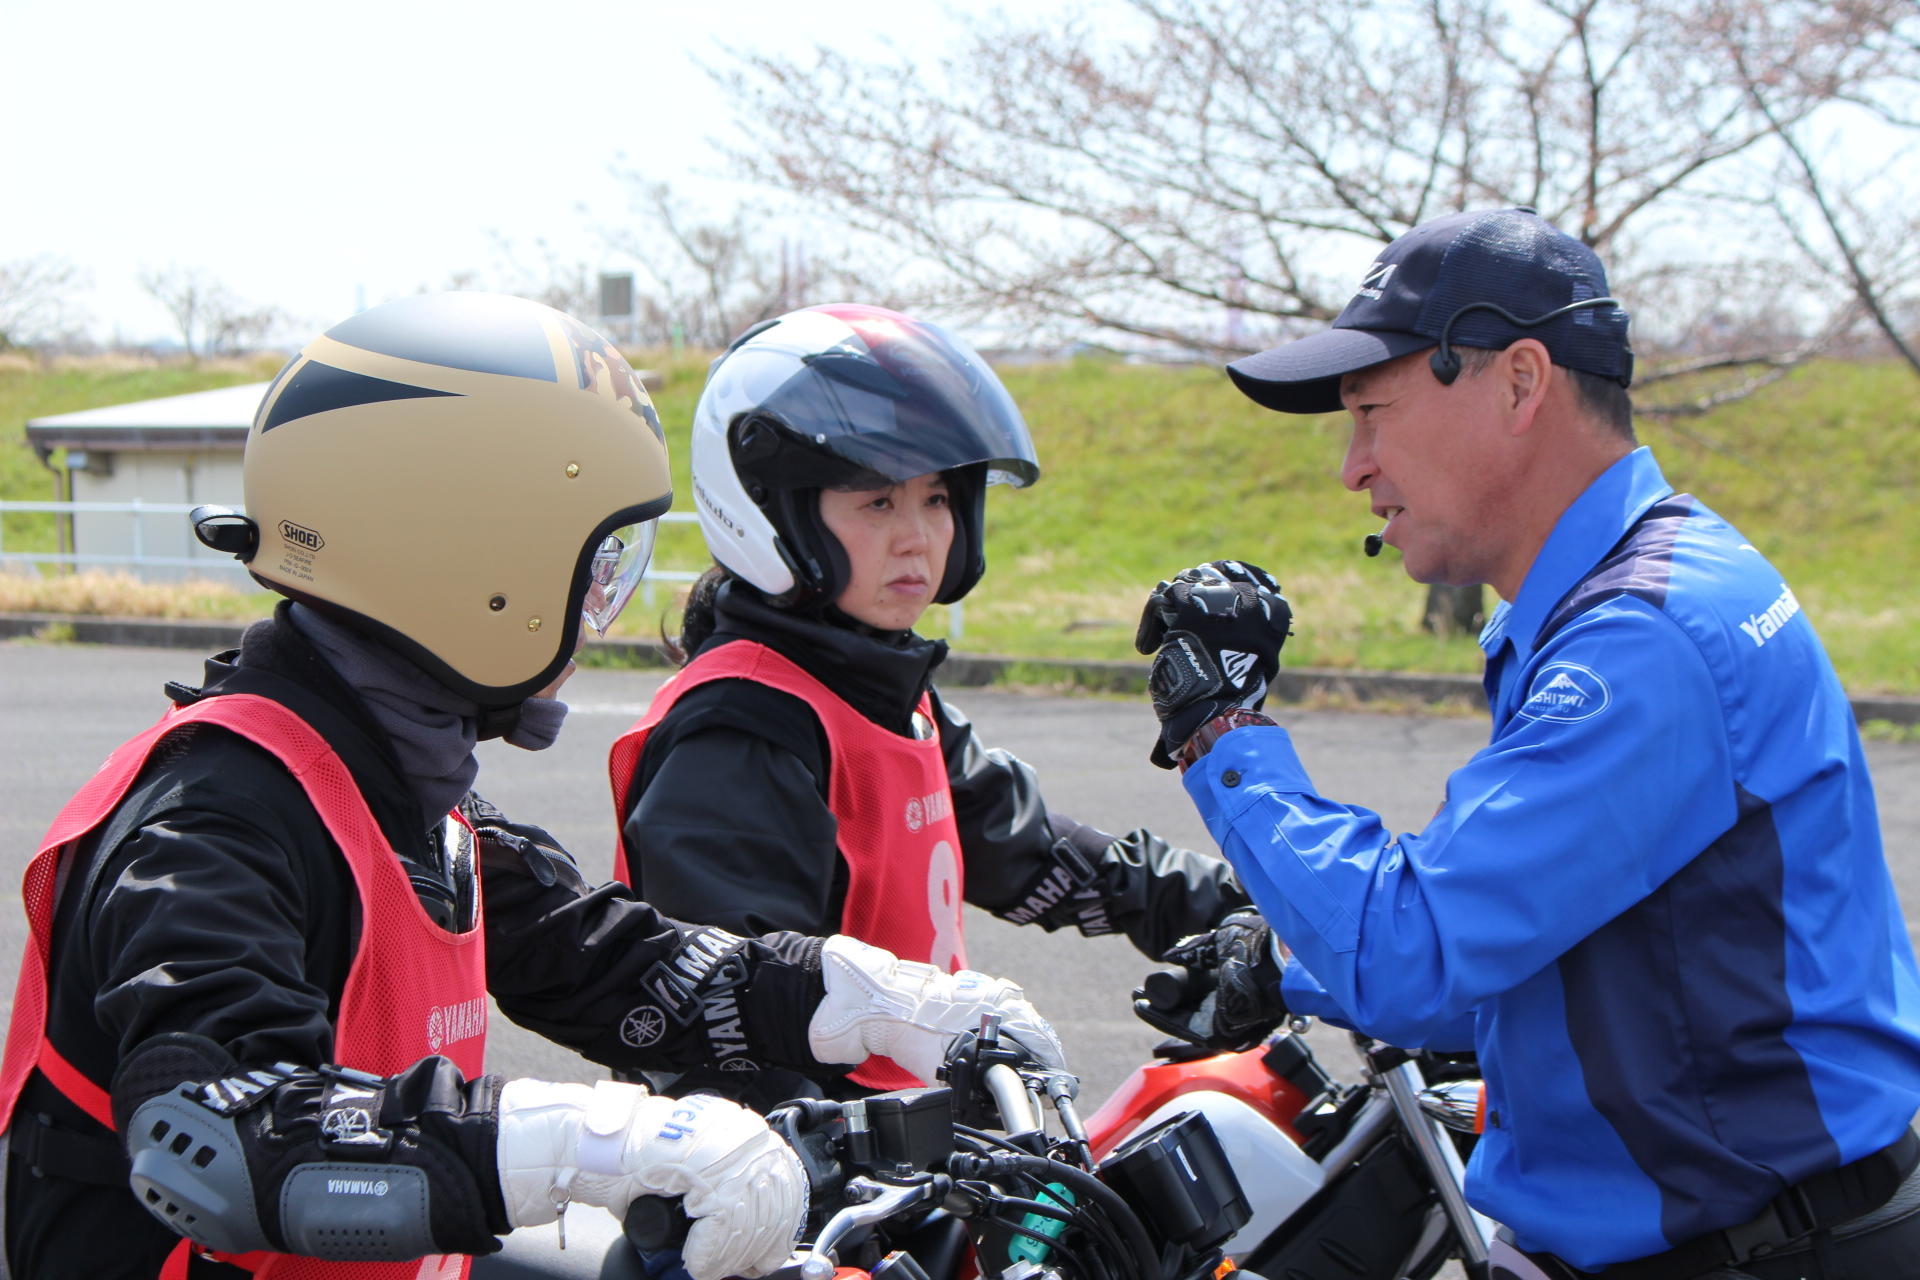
[551,1186,571,1250]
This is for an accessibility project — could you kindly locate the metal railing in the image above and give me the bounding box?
[0,500,703,584]
[0,499,963,635]
[0,499,251,574]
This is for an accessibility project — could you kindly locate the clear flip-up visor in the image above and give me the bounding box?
[581,519,658,636]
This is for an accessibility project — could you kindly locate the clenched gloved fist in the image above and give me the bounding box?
[1134,911,1288,1053]
[496,1080,805,1280]
[809,935,1067,1082]
[1135,561,1292,768]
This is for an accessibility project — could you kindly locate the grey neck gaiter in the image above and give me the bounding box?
[288,605,568,823]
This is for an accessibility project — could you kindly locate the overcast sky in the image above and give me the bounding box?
[2,0,1049,345]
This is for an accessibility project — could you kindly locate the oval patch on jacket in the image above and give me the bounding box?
[1517,661,1612,723]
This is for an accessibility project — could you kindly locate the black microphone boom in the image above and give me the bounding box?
[1428,296,1630,387]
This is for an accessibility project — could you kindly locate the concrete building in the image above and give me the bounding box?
[23,382,265,580]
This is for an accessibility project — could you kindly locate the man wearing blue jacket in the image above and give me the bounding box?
[1135,208,1920,1278]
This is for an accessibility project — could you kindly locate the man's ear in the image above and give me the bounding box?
[1502,338,1553,434]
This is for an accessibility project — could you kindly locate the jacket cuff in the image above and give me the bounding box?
[742,933,839,1073]
[1181,725,1311,822]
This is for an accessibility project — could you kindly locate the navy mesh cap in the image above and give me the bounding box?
[1226,208,1633,415]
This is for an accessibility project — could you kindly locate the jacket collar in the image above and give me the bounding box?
[704,581,948,734]
[1480,446,1675,666]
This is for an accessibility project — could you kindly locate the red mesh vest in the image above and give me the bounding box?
[0,694,487,1280]
[610,641,966,1091]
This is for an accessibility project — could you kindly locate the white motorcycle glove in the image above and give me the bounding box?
[808,935,1068,1082]
[496,1079,805,1280]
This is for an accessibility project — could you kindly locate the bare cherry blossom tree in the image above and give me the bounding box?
[1710,0,1920,380]
[138,266,283,358]
[712,0,1915,391]
[600,181,910,348]
[0,256,87,351]
[708,0,1916,635]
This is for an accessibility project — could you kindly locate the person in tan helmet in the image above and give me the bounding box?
[0,293,1064,1280]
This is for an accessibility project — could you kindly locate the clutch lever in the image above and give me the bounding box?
[797,1175,946,1280]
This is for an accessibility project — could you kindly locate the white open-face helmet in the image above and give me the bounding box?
[195,293,672,708]
[690,303,1040,606]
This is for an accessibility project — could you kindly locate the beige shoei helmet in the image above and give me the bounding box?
[192,293,672,707]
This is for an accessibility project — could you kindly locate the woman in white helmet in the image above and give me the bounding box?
[609,303,1249,1109]
[0,294,1062,1280]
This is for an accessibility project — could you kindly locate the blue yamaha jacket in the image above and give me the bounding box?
[1184,448,1920,1269]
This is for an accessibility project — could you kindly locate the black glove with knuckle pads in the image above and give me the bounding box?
[1134,560,1293,769]
[1133,910,1289,1052]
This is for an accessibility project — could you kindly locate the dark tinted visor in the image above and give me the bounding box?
[749,305,1039,488]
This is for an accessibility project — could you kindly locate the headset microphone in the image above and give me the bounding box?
[1429,296,1630,387]
[1364,527,1387,557]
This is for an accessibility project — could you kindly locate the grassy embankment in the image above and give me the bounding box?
[2,352,1916,697]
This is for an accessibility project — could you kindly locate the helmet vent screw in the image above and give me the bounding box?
[488,595,506,612]
[565,462,581,479]
[527,617,542,632]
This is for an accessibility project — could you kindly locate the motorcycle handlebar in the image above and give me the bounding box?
[1139,966,1201,1014]
[983,1063,1039,1136]
[618,1030,1101,1275]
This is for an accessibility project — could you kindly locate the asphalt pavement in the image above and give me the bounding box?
[3,639,1916,1109]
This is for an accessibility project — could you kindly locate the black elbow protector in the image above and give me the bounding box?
[114,1033,497,1261]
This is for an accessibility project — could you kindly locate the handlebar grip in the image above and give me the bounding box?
[623,1195,693,1254]
[1141,967,1199,1012]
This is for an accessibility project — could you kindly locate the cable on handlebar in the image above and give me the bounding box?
[950,1126,1134,1279]
[950,1149,1128,1280]
[985,1189,1131,1280]
[1023,1160,1160,1280]
[950,1150,1160,1280]
[966,1188,1125,1280]
[952,1124,1039,1156]
[982,1213,1076,1254]
[991,1195,1075,1225]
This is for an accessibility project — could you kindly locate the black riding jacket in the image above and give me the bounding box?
[618,584,1248,1105]
[6,607,827,1279]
